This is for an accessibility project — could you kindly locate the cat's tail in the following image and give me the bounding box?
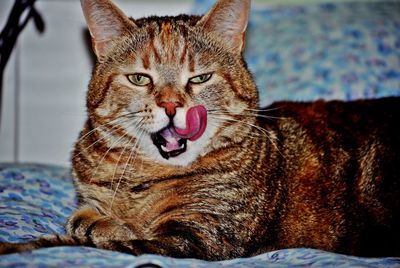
[0,235,88,255]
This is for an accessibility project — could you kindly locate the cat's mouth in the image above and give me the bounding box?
[151,127,188,159]
[151,105,207,159]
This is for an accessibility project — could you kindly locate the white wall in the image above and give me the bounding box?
[0,0,193,166]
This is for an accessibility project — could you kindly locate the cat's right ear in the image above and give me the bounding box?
[197,0,250,54]
[80,0,137,61]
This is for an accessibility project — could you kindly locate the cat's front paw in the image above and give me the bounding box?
[66,207,137,244]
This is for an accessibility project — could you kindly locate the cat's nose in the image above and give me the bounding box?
[159,101,182,117]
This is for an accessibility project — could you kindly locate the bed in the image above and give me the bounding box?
[1,0,400,267]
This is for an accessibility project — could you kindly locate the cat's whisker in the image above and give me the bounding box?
[110,128,145,210]
[121,110,144,119]
[208,111,286,121]
[209,117,260,139]
[90,118,146,183]
[209,115,283,157]
[243,107,283,113]
[75,117,137,157]
[208,121,263,139]
[90,131,132,184]
[76,112,140,144]
[207,106,282,114]
[109,120,145,191]
[210,115,270,138]
[76,125,126,157]
[206,108,222,112]
[109,139,134,210]
[209,112,283,137]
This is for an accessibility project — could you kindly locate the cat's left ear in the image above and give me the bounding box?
[197,0,250,53]
[81,0,138,61]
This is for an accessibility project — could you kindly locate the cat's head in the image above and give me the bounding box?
[81,0,258,166]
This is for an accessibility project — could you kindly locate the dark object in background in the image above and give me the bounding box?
[0,0,44,131]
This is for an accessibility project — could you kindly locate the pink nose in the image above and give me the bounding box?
[159,101,182,117]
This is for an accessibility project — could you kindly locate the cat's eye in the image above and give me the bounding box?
[127,74,152,86]
[189,73,212,84]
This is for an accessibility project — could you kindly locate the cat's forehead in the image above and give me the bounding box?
[119,15,214,80]
[133,14,203,54]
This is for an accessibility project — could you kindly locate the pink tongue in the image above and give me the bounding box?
[175,105,207,141]
[158,105,207,152]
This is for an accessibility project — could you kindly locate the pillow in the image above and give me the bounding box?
[193,0,400,106]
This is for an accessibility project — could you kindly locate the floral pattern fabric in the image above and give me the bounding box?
[0,164,76,243]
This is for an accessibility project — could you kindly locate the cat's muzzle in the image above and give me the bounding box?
[150,105,207,159]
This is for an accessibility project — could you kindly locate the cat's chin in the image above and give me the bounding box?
[149,132,198,166]
[151,130,188,160]
[153,144,201,167]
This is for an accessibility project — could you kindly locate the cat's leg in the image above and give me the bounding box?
[65,206,138,245]
[66,208,194,256]
[89,221,236,260]
[68,209,231,259]
[67,207,240,259]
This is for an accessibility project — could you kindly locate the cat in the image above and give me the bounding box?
[1,0,400,260]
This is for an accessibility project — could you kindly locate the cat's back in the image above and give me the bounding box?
[261,97,400,192]
[263,97,400,150]
[257,97,400,256]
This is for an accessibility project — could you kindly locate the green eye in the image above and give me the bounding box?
[189,73,212,84]
[127,74,151,86]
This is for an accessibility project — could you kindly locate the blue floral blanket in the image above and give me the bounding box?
[0,164,399,267]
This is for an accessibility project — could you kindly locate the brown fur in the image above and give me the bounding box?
[1,0,399,260]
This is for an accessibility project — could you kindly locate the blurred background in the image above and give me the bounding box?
[0,0,399,166]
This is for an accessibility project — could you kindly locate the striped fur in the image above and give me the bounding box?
[1,0,399,259]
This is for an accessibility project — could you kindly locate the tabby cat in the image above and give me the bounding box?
[1,0,400,259]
